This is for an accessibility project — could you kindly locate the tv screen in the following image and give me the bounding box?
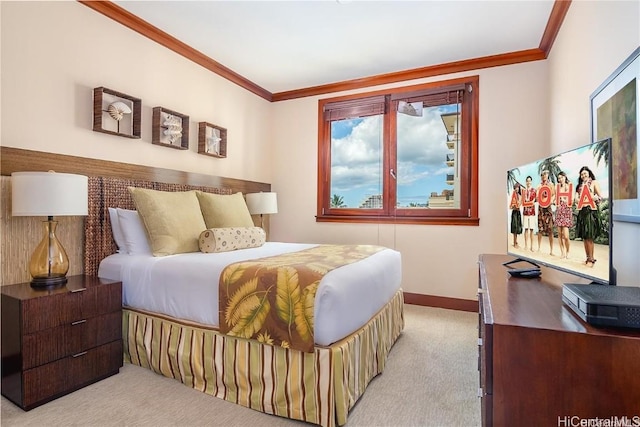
[506,139,611,284]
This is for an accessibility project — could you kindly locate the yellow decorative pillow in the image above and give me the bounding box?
[199,227,266,253]
[128,188,207,256]
[195,191,254,229]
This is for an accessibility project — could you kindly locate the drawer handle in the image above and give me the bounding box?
[72,351,88,358]
[71,319,87,326]
[70,287,87,293]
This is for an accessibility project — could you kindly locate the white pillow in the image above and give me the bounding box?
[108,207,125,253]
[116,208,152,255]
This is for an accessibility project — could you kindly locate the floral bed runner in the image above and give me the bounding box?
[219,244,385,352]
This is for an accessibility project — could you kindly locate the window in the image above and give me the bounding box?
[317,76,479,225]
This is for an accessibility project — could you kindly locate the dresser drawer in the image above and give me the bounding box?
[22,311,122,369]
[21,340,123,410]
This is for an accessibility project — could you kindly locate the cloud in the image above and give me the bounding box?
[331,116,383,192]
[396,107,451,167]
[331,116,383,167]
[331,163,382,192]
[331,106,453,193]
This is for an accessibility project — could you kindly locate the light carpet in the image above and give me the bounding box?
[1,304,481,426]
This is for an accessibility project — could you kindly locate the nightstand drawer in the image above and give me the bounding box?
[21,281,122,334]
[22,311,122,369]
[21,340,123,410]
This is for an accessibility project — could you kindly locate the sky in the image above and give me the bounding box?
[330,104,458,208]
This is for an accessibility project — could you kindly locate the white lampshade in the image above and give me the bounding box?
[11,171,88,217]
[245,192,278,215]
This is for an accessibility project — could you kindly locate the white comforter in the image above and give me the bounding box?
[98,242,402,346]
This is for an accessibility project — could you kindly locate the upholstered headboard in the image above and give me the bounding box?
[83,176,233,276]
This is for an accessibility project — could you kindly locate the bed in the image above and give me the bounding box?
[84,176,404,427]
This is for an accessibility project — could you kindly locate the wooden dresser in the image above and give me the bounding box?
[1,275,123,410]
[478,254,640,426]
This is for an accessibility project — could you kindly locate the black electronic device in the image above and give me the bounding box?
[508,269,542,278]
[562,283,640,329]
[503,258,542,278]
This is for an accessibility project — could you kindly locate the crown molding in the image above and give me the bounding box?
[79,1,273,102]
[272,48,546,101]
[80,0,570,102]
[539,0,572,57]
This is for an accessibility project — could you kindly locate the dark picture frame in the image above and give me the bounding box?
[197,122,227,158]
[152,107,189,150]
[93,87,141,139]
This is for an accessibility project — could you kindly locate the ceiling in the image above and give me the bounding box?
[108,1,560,98]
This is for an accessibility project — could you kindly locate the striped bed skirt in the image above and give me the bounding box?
[123,289,404,427]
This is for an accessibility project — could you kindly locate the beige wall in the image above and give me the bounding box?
[1,1,273,284]
[269,1,640,299]
[270,63,550,300]
[2,2,638,294]
[0,1,273,184]
[548,0,640,287]
[548,0,639,152]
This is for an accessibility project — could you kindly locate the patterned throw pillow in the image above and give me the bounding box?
[199,227,266,253]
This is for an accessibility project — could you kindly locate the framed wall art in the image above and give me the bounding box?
[152,107,189,150]
[590,46,640,223]
[198,122,227,158]
[93,87,141,138]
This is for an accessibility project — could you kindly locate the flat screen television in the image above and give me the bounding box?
[506,139,612,285]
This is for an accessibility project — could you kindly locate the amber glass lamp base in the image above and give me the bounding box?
[29,218,69,288]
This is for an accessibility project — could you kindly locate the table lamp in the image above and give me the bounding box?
[245,192,278,229]
[11,171,88,287]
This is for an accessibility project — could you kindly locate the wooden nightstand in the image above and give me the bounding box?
[1,275,123,410]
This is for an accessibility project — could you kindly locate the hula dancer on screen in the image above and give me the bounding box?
[575,166,602,267]
[537,170,555,255]
[522,176,537,252]
[555,171,573,259]
[509,182,523,248]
